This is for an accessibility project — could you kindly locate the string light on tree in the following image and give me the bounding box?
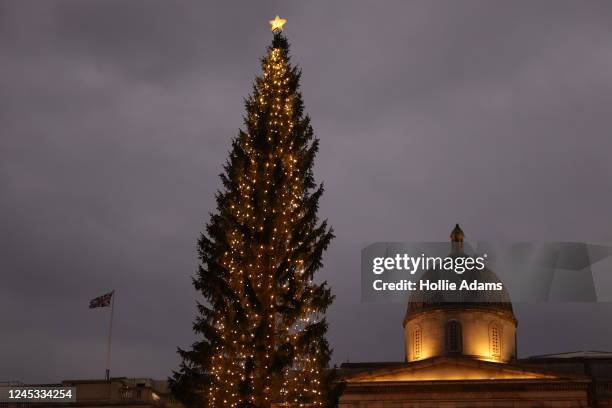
[170,16,337,408]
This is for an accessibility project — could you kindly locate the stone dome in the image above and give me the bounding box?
[404,225,515,325]
[403,225,517,363]
[404,265,515,325]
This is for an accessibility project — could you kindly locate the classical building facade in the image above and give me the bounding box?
[338,225,612,407]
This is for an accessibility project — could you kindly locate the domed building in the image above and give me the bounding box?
[338,225,612,408]
[403,224,517,363]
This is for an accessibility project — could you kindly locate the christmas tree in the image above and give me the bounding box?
[170,16,337,408]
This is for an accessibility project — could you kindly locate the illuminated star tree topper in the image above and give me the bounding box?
[269,15,287,33]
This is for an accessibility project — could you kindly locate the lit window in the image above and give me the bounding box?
[412,325,422,359]
[445,320,462,353]
[490,323,502,358]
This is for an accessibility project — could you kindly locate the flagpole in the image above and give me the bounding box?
[105,290,115,381]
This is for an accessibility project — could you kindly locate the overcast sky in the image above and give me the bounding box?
[2,0,612,384]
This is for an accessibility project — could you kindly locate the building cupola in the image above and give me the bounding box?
[403,225,517,363]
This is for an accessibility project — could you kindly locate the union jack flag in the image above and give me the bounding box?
[89,291,114,309]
